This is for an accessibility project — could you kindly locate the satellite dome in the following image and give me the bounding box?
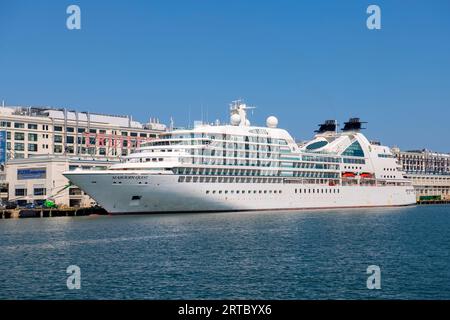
[230,114,241,126]
[266,116,278,128]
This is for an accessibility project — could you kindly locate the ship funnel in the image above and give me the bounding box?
[315,120,337,133]
[342,118,367,132]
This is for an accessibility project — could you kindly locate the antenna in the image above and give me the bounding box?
[188,105,191,129]
[200,103,203,124]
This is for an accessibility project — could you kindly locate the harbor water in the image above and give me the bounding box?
[0,205,449,299]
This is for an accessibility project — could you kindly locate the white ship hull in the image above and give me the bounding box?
[65,171,416,214]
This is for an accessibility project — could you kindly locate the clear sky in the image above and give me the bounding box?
[1,0,449,151]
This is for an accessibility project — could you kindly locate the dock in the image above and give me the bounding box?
[1,207,108,219]
[417,199,450,205]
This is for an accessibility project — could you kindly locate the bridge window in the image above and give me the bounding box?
[342,141,365,157]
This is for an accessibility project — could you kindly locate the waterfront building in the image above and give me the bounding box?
[0,105,166,161]
[392,148,450,201]
[5,156,118,207]
[0,104,167,205]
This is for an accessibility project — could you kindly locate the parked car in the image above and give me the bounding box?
[4,201,18,209]
[24,203,37,209]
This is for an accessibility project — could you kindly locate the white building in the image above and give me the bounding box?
[0,104,167,206]
[0,105,166,161]
[392,148,450,201]
[6,156,117,207]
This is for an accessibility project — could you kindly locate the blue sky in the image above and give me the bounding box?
[1,0,449,151]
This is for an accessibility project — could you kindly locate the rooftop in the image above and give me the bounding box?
[0,105,166,131]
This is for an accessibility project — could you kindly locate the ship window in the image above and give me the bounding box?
[342,141,365,157]
[306,140,328,150]
[131,196,141,200]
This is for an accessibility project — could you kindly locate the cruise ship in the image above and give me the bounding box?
[63,101,416,213]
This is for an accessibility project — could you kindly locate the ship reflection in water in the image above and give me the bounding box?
[0,205,449,299]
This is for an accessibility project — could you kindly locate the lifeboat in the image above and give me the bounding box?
[360,172,373,179]
[342,172,356,178]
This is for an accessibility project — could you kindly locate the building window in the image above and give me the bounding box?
[54,135,63,143]
[89,128,97,134]
[67,127,74,132]
[28,144,38,152]
[54,145,63,153]
[99,148,106,155]
[66,146,74,154]
[42,124,49,131]
[15,188,27,197]
[0,121,11,127]
[14,132,25,140]
[14,122,25,129]
[14,143,24,151]
[33,188,46,196]
[66,136,74,144]
[130,132,138,137]
[78,128,85,133]
[28,133,38,141]
[27,123,38,130]
[77,137,86,144]
[54,126,63,132]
